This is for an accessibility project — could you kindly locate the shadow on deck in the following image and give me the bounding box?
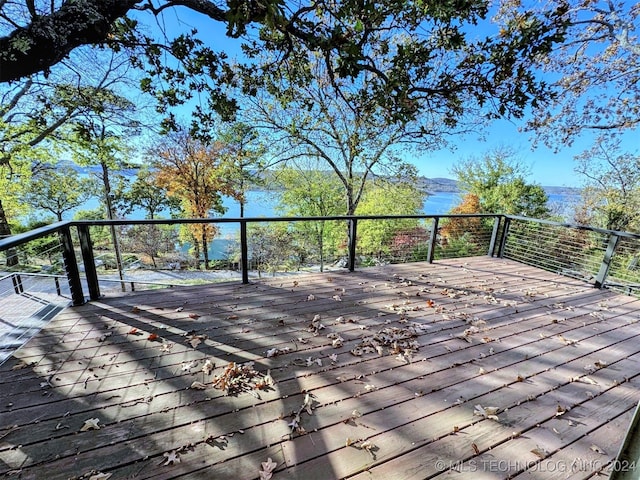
[1,257,640,480]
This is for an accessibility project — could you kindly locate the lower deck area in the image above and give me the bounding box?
[2,257,640,479]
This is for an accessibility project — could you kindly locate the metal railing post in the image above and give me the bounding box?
[77,224,101,300]
[59,226,85,306]
[594,233,620,289]
[427,217,439,263]
[240,220,249,284]
[11,273,24,294]
[497,216,511,258]
[348,218,358,272]
[488,216,502,257]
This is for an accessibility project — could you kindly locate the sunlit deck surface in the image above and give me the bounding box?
[2,257,640,480]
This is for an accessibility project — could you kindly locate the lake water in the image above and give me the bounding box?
[70,188,578,260]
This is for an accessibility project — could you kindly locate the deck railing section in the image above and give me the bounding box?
[0,214,639,307]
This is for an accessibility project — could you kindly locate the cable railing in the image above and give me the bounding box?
[0,214,639,311]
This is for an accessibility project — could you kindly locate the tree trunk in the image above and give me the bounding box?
[0,198,18,266]
[193,239,201,269]
[102,161,125,291]
[202,226,210,270]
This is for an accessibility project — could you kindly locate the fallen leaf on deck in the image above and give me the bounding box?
[175,306,184,312]
[163,450,180,466]
[556,405,567,416]
[188,313,200,319]
[261,457,277,473]
[131,306,140,313]
[11,361,32,370]
[88,472,112,480]
[332,295,342,301]
[531,447,549,458]
[212,362,271,396]
[227,314,239,320]
[426,299,435,308]
[306,294,316,301]
[329,354,338,363]
[127,328,140,335]
[148,333,159,341]
[190,381,207,390]
[590,444,607,454]
[266,347,291,358]
[473,405,499,421]
[202,359,214,375]
[472,443,480,454]
[558,335,577,346]
[80,418,101,431]
[594,359,608,368]
[187,334,207,348]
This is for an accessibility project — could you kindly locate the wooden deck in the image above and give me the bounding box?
[2,257,640,480]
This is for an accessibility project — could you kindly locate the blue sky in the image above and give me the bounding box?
[418,119,586,187]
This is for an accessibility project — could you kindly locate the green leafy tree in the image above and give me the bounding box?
[120,224,178,268]
[114,165,180,219]
[217,122,266,217]
[574,138,640,232]
[247,223,297,277]
[0,49,138,268]
[355,178,427,260]
[24,165,99,221]
[451,147,550,217]
[276,163,345,272]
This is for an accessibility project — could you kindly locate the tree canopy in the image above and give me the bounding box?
[1,0,570,134]
[451,146,550,217]
[510,0,640,147]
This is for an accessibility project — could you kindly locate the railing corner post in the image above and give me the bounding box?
[348,218,358,272]
[240,220,249,284]
[488,216,502,257]
[497,216,511,258]
[77,224,100,300]
[594,233,620,289]
[427,217,439,263]
[59,226,85,306]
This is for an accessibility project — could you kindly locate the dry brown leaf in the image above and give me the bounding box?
[531,447,549,459]
[88,473,112,480]
[472,443,480,454]
[188,313,200,319]
[80,418,101,432]
[202,359,214,375]
[131,306,140,313]
[473,405,499,421]
[190,381,207,390]
[590,444,607,455]
[261,457,277,473]
[163,450,180,466]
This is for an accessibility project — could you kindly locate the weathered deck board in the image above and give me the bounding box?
[1,257,640,480]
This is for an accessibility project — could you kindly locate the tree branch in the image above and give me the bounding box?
[0,0,138,82]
